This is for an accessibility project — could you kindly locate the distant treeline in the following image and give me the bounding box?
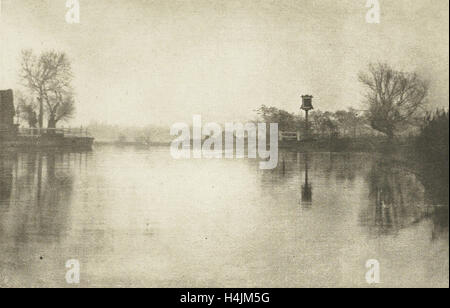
[256,105,392,138]
[87,122,172,143]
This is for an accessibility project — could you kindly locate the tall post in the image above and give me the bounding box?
[301,95,314,141]
[305,109,309,140]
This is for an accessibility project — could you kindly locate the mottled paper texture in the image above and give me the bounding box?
[0,0,448,288]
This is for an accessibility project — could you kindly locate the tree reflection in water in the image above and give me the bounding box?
[361,156,448,238]
[0,151,78,286]
[0,152,16,207]
[1,152,76,242]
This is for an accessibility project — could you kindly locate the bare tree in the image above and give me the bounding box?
[359,63,428,139]
[15,90,38,128]
[46,89,76,128]
[310,110,338,138]
[334,108,367,137]
[20,49,74,128]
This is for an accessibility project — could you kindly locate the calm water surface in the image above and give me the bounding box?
[0,146,448,287]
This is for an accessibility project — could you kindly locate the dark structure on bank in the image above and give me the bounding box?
[0,89,93,150]
[0,90,17,139]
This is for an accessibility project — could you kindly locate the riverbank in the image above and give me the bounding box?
[279,136,416,153]
[93,136,417,154]
[94,140,170,147]
[1,135,94,151]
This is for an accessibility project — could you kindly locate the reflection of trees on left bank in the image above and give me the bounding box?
[0,151,92,286]
[0,152,16,206]
[0,152,76,244]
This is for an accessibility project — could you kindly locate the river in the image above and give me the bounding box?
[0,146,448,287]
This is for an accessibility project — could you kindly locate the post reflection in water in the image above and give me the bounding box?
[0,147,448,287]
[301,153,313,208]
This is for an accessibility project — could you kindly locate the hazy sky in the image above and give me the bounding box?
[1,0,448,126]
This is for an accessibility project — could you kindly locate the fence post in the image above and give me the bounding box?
[297,131,301,141]
[279,131,283,141]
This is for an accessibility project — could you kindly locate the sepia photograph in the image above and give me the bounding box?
[0,0,448,291]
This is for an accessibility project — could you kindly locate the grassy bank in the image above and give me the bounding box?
[279,136,415,153]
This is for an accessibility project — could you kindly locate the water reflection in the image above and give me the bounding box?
[301,154,312,208]
[0,151,90,286]
[0,152,15,205]
[416,151,449,240]
[0,152,77,242]
[360,156,448,238]
[267,151,447,239]
[268,151,314,208]
[0,148,447,287]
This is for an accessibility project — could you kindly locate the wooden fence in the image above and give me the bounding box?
[17,127,90,138]
[279,131,301,141]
